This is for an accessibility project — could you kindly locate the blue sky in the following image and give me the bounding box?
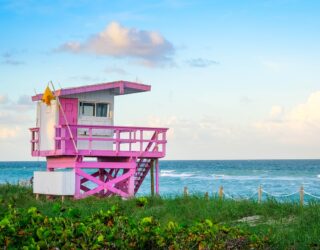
[0,0,320,160]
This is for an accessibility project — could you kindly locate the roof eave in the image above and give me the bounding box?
[31,81,151,102]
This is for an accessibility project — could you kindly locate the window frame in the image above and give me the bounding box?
[79,101,111,118]
[96,102,110,118]
[79,101,96,117]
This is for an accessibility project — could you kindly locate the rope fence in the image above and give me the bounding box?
[183,185,320,205]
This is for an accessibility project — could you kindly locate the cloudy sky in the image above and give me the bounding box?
[1,0,320,160]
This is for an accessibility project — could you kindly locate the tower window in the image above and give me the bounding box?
[96,103,109,117]
[79,102,95,116]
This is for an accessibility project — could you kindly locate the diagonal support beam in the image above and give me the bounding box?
[76,168,135,198]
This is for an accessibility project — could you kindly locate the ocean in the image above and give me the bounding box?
[1,160,320,201]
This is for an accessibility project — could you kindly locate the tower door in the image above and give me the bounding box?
[59,98,78,125]
[59,98,78,153]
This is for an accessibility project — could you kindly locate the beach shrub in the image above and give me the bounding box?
[0,203,268,249]
[136,196,148,207]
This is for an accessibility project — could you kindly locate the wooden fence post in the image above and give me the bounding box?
[258,185,262,204]
[184,186,188,197]
[300,186,304,206]
[205,192,209,200]
[219,186,223,199]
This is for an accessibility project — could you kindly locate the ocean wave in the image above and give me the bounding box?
[160,171,312,181]
[211,174,260,180]
[161,170,175,174]
[211,174,310,181]
[160,172,194,178]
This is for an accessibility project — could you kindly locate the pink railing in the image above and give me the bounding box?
[30,125,168,157]
[30,127,40,154]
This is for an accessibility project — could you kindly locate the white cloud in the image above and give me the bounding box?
[17,95,32,106]
[0,95,34,158]
[1,52,24,65]
[144,115,248,159]
[254,91,320,145]
[0,95,8,105]
[268,105,285,121]
[58,22,174,66]
[0,126,21,139]
[104,67,129,75]
[186,58,219,68]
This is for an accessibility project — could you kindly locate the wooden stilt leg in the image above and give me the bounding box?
[155,159,159,195]
[150,160,154,196]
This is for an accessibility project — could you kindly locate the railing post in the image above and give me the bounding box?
[184,186,188,197]
[129,130,132,152]
[116,129,120,153]
[155,131,159,152]
[258,185,262,204]
[89,128,92,151]
[300,185,304,206]
[61,127,66,153]
[31,130,35,154]
[140,130,143,153]
[219,186,224,199]
[163,131,166,154]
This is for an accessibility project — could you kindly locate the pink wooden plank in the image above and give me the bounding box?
[79,186,104,199]
[47,156,77,168]
[76,161,136,169]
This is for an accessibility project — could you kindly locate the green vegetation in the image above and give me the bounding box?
[1,184,320,249]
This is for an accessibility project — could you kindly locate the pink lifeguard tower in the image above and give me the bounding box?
[30,81,168,199]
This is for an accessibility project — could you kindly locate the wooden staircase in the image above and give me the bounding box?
[133,131,159,194]
[134,158,153,194]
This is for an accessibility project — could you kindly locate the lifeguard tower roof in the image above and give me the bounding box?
[32,80,151,101]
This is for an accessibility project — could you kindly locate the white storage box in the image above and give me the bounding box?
[33,171,75,195]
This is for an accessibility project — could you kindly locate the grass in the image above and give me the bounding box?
[1,184,320,249]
